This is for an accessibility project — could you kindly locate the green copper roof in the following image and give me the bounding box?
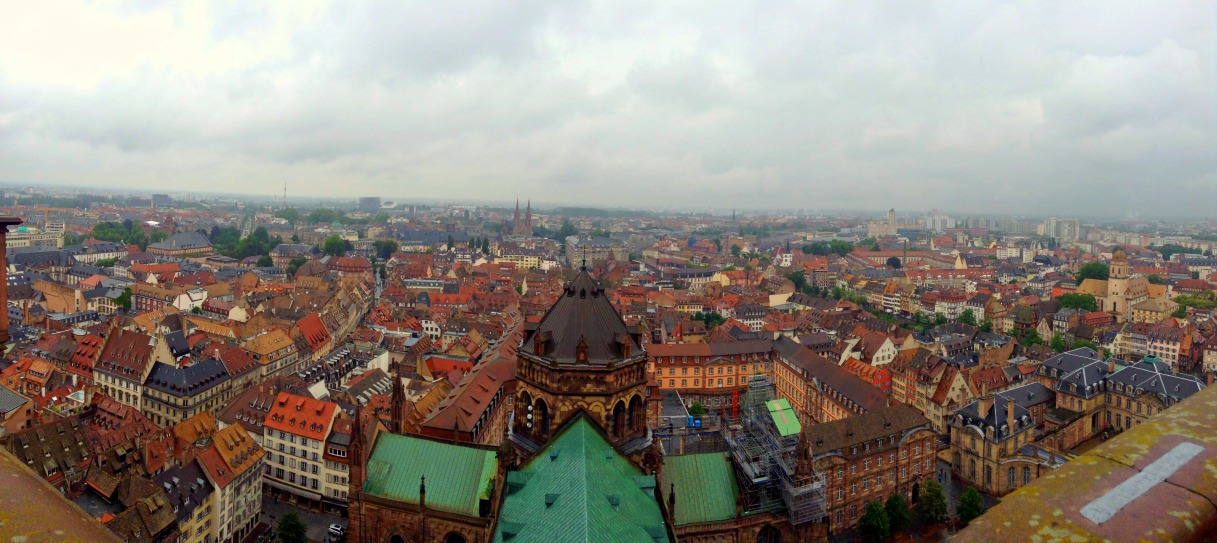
[660,453,739,526]
[494,416,669,543]
[363,432,498,517]
[766,398,801,437]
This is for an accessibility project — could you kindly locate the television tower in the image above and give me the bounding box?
[282,181,287,210]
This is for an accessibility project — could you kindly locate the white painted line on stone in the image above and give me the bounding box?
[1080,441,1204,524]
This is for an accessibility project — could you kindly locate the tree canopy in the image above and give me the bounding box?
[373,239,400,259]
[1074,262,1109,282]
[957,309,976,326]
[276,512,308,543]
[915,479,949,525]
[322,235,351,257]
[958,487,986,525]
[860,500,890,543]
[885,492,911,534]
[1056,293,1098,312]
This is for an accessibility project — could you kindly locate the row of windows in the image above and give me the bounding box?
[269,466,321,490]
[661,365,759,376]
[666,378,738,388]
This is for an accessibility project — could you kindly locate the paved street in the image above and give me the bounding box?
[261,496,347,543]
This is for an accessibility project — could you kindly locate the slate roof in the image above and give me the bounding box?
[148,232,211,252]
[154,459,213,523]
[520,270,640,365]
[659,453,738,526]
[494,415,669,543]
[1107,359,1205,403]
[1040,347,1107,397]
[144,358,231,398]
[0,385,29,414]
[363,432,497,517]
[955,383,1053,441]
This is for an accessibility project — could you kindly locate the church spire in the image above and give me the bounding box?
[390,361,405,434]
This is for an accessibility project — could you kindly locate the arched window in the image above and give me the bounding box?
[757,524,782,543]
[443,533,467,543]
[1008,467,1016,488]
[611,401,627,437]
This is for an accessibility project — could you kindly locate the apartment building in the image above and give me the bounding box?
[262,392,339,510]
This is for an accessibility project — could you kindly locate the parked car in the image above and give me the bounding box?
[329,523,346,537]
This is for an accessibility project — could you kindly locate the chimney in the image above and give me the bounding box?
[1007,396,1016,432]
[977,393,993,418]
[1108,358,1115,374]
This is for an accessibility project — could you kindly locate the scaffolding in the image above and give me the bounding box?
[721,375,827,525]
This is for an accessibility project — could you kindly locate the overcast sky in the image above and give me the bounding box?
[1,1,1213,217]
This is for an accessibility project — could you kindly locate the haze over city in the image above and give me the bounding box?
[1,1,1214,216]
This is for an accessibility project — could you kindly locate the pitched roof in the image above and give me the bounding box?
[809,404,930,455]
[494,415,669,543]
[659,453,738,526]
[363,432,498,517]
[263,392,337,440]
[520,270,640,365]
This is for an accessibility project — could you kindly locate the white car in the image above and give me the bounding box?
[329,523,346,537]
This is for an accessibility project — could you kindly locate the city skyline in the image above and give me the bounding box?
[0,2,1213,216]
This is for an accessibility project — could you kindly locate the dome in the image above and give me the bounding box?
[1112,250,1127,261]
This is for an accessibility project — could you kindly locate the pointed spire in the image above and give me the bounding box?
[419,474,427,508]
[390,361,405,434]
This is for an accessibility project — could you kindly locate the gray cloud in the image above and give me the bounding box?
[0,0,1213,216]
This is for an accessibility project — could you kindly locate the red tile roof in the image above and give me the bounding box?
[263,392,337,440]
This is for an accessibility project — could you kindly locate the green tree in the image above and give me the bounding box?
[275,511,308,543]
[115,288,132,310]
[1174,293,1217,312]
[828,240,854,256]
[687,402,707,416]
[257,255,273,267]
[1072,339,1097,352]
[916,480,949,524]
[731,244,742,257]
[274,207,300,225]
[979,319,994,333]
[885,492,911,534]
[694,312,726,328]
[307,208,343,224]
[859,500,890,543]
[957,309,976,326]
[934,313,948,326]
[149,230,168,244]
[372,212,390,223]
[373,240,400,259]
[1147,274,1164,285]
[1172,306,1187,318]
[1057,293,1099,312]
[556,219,578,241]
[322,235,348,257]
[286,256,308,276]
[1021,330,1044,347]
[1050,333,1066,353]
[958,487,986,525]
[871,243,881,251]
[786,270,809,293]
[446,235,455,250]
[482,238,490,254]
[1075,262,1109,282]
[191,306,203,314]
[94,257,118,268]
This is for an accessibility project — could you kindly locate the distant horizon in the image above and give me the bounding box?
[2,179,1212,224]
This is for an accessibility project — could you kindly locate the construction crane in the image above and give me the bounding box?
[33,206,75,228]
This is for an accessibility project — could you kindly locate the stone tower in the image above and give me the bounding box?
[510,269,650,453]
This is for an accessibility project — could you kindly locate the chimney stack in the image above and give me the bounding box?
[1007,395,1016,433]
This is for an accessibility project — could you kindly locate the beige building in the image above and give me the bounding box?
[1075,251,1149,323]
[1129,297,1178,324]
